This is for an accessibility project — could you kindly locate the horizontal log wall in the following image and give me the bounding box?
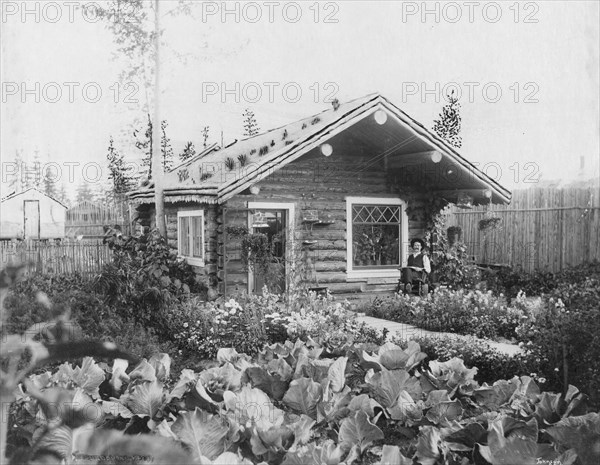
[223,153,428,294]
[139,203,221,291]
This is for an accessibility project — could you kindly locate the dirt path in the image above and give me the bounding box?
[356,314,523,357]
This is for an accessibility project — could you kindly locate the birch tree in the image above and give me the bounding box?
[97,0,192,236]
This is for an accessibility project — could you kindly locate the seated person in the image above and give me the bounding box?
[400,238,431,293]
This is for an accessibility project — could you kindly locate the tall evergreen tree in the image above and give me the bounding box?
[432,90,462,148]
[161,120,174,172]
[76,182,95,203]
[106,136,133,198]
[42,168,58,199]
[57,183,70,207]
[242,108,260,137]
[202,126,210,148]
[8,150,26,193]
[32,150,43,190]
[41,152,59,199]
[135,115,153,178]
[97,0,241,238]
[179,141,196,162]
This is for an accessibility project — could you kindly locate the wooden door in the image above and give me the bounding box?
[24,200,40,239]
[251,209,287,295]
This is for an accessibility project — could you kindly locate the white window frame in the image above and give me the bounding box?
[177,209,205,267]
[346,196,408,279]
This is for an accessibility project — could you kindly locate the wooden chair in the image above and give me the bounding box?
[397,266,433,297]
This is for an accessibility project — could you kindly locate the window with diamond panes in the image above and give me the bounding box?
[352,205,401,268]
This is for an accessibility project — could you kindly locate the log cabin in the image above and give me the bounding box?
[129,94,511,301]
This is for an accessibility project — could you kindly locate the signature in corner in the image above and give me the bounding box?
[536,459,562,465]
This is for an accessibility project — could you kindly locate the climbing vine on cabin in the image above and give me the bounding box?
[399,189,451,263]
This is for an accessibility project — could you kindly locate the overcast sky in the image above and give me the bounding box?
[1,0,599,195]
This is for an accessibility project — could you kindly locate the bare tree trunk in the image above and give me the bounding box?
[562,341,569,395]
[0,392,10,463]
[153,0,166,237]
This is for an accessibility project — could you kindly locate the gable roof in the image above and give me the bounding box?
[1,187,68,208]
[129,93,511,205]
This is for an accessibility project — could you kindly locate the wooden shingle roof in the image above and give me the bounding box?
[129,93,511,205]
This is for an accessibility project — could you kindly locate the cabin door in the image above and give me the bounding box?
[248,202,295,295]
[24,200,40,239]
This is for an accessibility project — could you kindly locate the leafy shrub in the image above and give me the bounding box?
[94,229,207,332]
[404,334,542,386]
[483,260,600,299]
[2,284,172,361]
[431,241,482,289]
[483,266,558,299]
[367,288,523,341]
[515,277,600,406]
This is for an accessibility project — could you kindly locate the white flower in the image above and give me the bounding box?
[183,322,189,328]
[538,377,546,383]
[230,309,237,315]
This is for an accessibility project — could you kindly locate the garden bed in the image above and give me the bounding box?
[2,252,599,463]
[5,340,599,464]
[363,288,524,342]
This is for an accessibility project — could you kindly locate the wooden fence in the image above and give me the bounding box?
[443,187,600,272]
[0,240,113,276]
[66,200,131,239]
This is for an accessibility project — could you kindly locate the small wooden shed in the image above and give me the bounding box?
[66,200,130,239]
[130,93,512,300]
[0,188,67,240]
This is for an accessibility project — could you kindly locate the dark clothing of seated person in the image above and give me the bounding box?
[400,238,431,293]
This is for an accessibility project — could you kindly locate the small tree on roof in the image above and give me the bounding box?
[179,141,196,162]
[433,90,462,148]
[202,126,210,148]
[242,108,260,137]
[136,118,174,177]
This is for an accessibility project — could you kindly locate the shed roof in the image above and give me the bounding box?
[129,93,512,206]
[1,187,68,208]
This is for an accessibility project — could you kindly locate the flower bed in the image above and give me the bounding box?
[167,291,388,360]
[366,288,523,341]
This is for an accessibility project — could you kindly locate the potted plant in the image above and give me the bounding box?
[240,233,272,273]
[303,210,319,222]
[478,216,502,232]
[447,226,463,245]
